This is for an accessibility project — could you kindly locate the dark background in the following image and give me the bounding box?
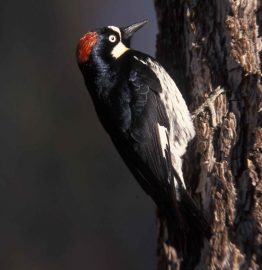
[0,1,158,269]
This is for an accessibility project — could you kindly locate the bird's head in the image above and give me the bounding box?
[76,20,148,66]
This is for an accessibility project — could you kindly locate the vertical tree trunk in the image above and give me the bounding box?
[154,0,262,269]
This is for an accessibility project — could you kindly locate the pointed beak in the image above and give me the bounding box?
[122,20,148,40]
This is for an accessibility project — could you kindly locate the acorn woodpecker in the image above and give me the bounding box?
[76,20,209,240]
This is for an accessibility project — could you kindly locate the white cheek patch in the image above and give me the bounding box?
[111,42,129,59]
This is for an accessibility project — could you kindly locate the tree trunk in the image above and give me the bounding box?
[154,0,262,269]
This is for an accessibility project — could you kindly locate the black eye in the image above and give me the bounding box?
[109,35,117,43]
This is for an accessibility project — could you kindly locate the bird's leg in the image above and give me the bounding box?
[191,86,225,127]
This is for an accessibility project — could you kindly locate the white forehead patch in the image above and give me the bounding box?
[108,26,122,37]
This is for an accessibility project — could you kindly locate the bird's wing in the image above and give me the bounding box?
[128,57,170,142]
[129,56,196,188]
[127,56,174,185]
[111,55,210,236]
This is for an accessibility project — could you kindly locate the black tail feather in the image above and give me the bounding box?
[159,187,210,268]
[179,188,211,238]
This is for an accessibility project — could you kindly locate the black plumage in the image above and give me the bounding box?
[76,21,210,248]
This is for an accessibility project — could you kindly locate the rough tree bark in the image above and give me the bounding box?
[154,0,262,269]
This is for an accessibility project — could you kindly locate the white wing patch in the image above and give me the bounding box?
[157,124,168,157]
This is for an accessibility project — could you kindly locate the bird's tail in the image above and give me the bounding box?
[160,186,210,267]
[169,165,210,238]
[179,188,211,238]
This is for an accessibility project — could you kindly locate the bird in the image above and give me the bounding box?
[76,20,210,250]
